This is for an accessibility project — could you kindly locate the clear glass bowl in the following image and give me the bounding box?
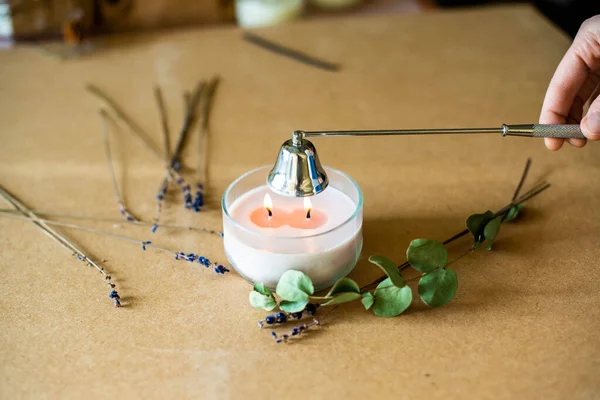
[222,165,363,290]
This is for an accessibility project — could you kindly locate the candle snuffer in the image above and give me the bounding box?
[266,124,586,198]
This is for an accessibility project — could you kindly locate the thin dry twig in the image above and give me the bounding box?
[99,109,139,222]
[154,85,171,162]
[0,185,122,307]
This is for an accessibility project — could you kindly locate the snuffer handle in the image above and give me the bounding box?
[292,124,586,144]
[502,124,585,139]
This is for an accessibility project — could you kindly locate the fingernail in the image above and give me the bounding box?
[583,112,600,138]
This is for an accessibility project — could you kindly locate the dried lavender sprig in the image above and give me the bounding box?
[151,175,171,233]
[152,82,206,231]
[0,185,121,307]
[152,173,193,233]
[99,109,138,222]
[194,76,221,213]
[86,83,162,156]
[154,85,171,162]
[257,311,303,328]
[150,85,172,233]
[271,319,320,344]
[0,208,224,237]
[0,212,228,275]
[171,81,206,171]
[257,303,319,328]
[85,83,186,181]
[85,83,196,231]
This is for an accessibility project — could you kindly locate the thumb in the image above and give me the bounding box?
[582,95,600,140]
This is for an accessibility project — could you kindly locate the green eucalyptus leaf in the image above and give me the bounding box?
[483,216,502,250]
[372,277,413,317]
[253,282,273,297]
[322,292,362,306]
[466,210,494,243]
[361,292,374,310]
[326,277,361,297]
[368,255,405,287]
[418,268,458,307]
[406,239,448,273]
[249,290,277,311]
[504,204,524,222]
[279,299,309,313]
[276,270,314,302]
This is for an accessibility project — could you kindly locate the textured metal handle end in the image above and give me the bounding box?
[532,124,585,139]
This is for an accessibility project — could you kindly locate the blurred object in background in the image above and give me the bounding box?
[100,0,226,31]
[0,0,231,46]
[1,0,596,51]
[532,0,600,37]
[0,0,95,46]
[433,0,600,37]
[310,0,363,11]
[235,0,305,28]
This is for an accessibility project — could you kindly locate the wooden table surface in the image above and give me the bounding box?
[1,4,599,399]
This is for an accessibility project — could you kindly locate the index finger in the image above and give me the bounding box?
[540,39,592,125]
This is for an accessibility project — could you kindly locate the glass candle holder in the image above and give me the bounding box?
[222,165,363,290]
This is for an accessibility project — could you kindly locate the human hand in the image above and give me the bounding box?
[540,15,600,150]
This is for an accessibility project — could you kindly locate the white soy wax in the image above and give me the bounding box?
[222,166,363,290]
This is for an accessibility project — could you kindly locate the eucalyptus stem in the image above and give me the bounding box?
[400,248,475,286]
[99,109,138,222]
[360,180,550,293]
[512,158,532,201]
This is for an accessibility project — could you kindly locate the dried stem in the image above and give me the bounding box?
[242,32,340,72]
[0,212,227,274]
[154,85,171,162]
[99,109,138,222]
[171,81,206,170]
[152,81,206,232]
[0,208,224,237]
[194,76,221,212]
[86,83,161,156]
[85,82,198,232]
[0,185,120,306]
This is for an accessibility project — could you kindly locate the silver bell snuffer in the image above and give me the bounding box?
[267,123,586,198]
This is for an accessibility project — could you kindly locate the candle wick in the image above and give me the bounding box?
[267,208,273,218]
[306,209,311,219]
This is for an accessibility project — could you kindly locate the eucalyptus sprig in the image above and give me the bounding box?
[249,159,550,342]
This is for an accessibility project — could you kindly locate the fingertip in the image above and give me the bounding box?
[567,138,587,147]
[581,114,600,140]
[544,137,564,151]
[581,110,600,140]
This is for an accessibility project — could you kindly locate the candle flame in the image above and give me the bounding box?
[304,197,312,219]
[304,197,312,211]
[264,193,273,217]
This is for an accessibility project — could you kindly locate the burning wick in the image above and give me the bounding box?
[304,197,312,219]
[264,193,273,218]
